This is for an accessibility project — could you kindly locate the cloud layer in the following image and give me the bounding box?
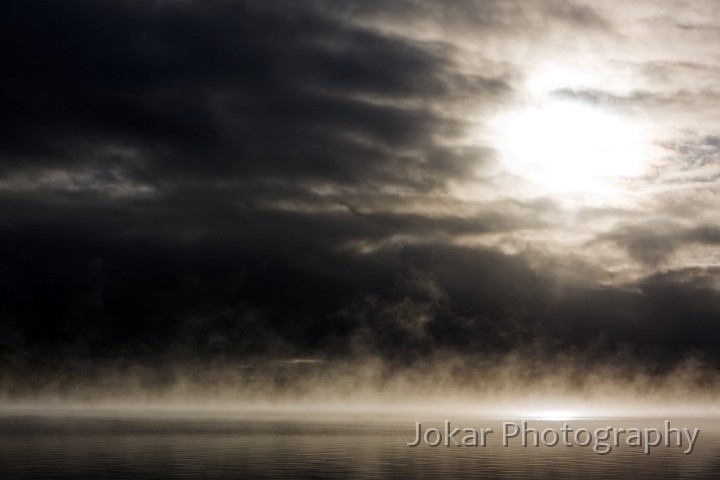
[1,0,720,367]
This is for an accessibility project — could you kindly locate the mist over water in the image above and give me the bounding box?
[4,319,720,478]
[2,349,719,418]
[4,331,719,478]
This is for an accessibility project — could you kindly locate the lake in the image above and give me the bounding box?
[0,409,718,479]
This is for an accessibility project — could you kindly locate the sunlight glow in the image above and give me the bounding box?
[493,98,650,195]
[523,410,583,421]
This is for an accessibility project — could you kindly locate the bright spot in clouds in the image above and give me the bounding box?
[494,95,651,195]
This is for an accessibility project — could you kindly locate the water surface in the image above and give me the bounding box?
[0,410,718,479]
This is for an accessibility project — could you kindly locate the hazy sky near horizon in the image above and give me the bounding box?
[1,0,720,362]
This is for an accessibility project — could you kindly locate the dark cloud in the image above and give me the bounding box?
[3,221,720,368]
[550,87,656,108]
[598,221,720,266]
[1,0,720,377]
[0,0,510,190]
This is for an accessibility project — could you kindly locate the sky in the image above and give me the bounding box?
[1,0,720,374]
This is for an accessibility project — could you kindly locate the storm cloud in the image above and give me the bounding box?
[1,0,720,375]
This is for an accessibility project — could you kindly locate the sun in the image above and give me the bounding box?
[493,98,649,195]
